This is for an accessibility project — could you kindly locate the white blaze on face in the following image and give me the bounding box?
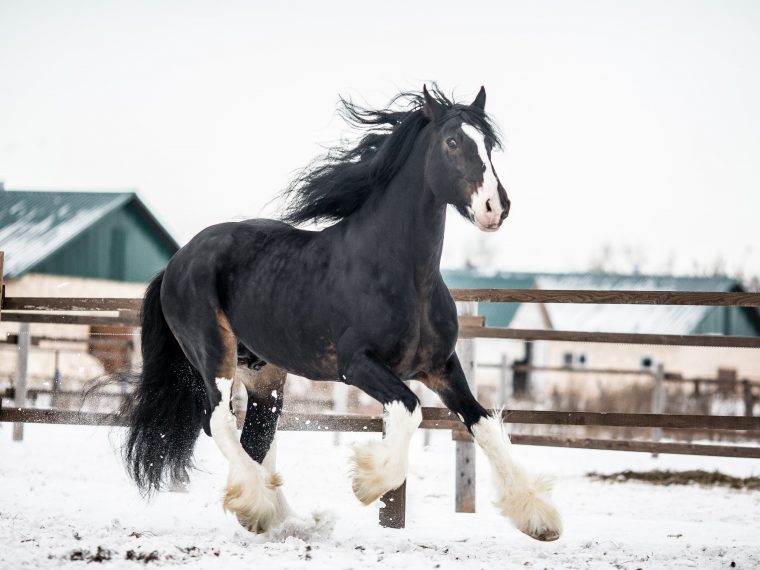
[461,123,503,232]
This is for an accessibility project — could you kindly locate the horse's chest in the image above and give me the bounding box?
[385,306,457,378]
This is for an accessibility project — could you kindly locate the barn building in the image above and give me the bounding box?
[1,188,179,391]
[1,188,178,284]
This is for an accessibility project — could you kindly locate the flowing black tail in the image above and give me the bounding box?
[124,271,206,493]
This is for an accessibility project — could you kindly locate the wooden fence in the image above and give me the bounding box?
[478,363,760,418]
[1,402,759,528]
[1,250,760,528]
[5,290,760,347]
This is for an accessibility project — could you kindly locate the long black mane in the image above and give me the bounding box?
[281,85,502,225]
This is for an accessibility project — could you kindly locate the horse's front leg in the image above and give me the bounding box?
[338,339,422,505]
[419,353,562,542]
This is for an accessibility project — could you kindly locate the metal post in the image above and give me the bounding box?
[650,363,665,455]
[13,322,30,441]
[455,301,477,513]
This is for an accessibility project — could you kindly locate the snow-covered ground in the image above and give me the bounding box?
[1,422,758,569]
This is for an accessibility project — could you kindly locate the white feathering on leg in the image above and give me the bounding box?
[350,401,422,505]
[210,377,280,533]
[472,414,563,541]
[262,440,336,541]
[261,440,297,526]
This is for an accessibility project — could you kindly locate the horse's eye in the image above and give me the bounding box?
[446,138,457,150]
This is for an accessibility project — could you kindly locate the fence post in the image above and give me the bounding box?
[332,381,348,446]
[743,380,754,417]
[513,341,533,397]
[0,251,3,314]
[498,353,509,407]
[13,322,30,441]
[455,301,477,513]
[650,363,665,455]
[421,381,437,448]
[50,349,62,409]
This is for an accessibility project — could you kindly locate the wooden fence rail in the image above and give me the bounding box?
[2,297,141,311]
[5,295,760,347]
[450,289,760,306]
[458,326,760,348]
[2,404,758,456]
[7,309,760,348]
[5,289,760,310]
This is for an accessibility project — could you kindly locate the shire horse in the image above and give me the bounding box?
[126,85,562,541]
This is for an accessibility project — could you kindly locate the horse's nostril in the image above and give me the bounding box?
[485,199,492,213]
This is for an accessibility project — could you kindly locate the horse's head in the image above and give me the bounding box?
[422,86,511,232]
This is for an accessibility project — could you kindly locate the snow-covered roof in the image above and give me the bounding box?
[536,274,738,335]
[0,190,135,277]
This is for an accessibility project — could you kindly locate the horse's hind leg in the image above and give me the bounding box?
[237,365,286,464]
[165,305,280,533]
[212,376,281,533]
[236,365,297,525]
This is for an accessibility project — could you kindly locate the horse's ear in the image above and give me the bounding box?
[471,86,486,110]
[422,85,443,121]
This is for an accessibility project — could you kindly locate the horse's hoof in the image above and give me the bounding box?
[231,490,278,534]
[224,468,281,534]
[522,528,561,542]
[236,512,271,534]
[493,472,563,543]
[349,441,405,505]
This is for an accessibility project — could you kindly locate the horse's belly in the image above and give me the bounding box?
[239,326,339,382]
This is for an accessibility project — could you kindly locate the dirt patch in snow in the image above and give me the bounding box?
[588,469,760,490]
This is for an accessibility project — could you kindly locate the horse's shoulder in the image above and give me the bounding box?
[429,274,455,305]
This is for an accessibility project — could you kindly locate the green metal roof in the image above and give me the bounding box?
[1,190,179,279]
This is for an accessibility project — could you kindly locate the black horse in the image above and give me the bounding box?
[125,85,561,541]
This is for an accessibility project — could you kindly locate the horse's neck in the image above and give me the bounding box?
[341,137,447,286]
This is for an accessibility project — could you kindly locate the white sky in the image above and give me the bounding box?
[1,0,758,278]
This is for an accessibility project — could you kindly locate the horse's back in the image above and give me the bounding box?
[160,217,311,341]
[161,217,334,378]
[165,218,311,279]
